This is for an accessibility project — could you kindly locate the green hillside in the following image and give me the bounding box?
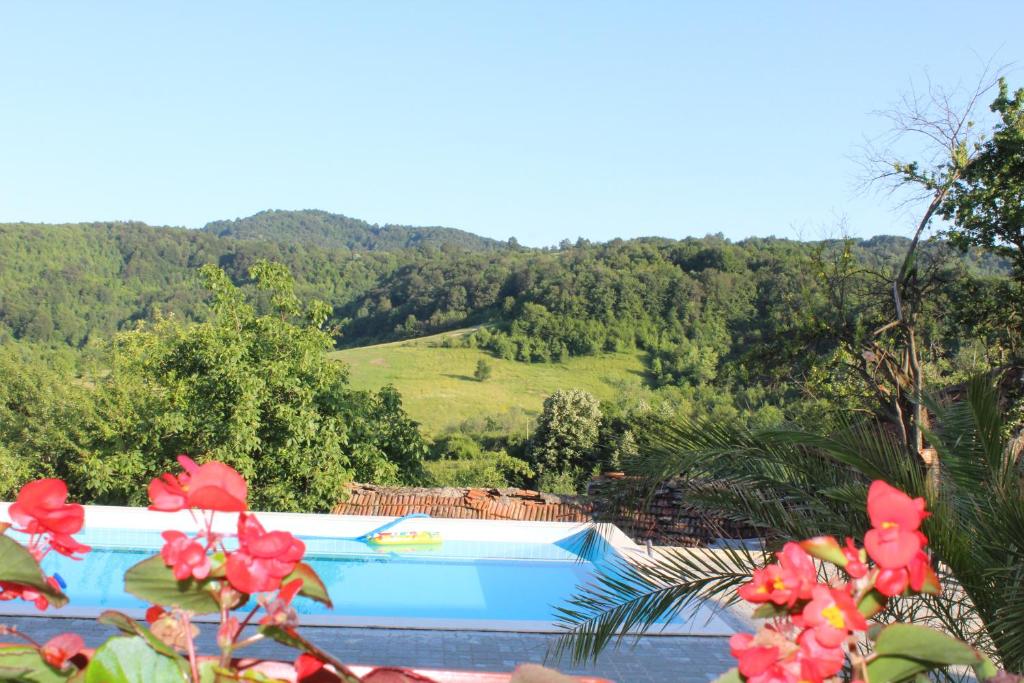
[203,209,508,252]
[329,329,650,435]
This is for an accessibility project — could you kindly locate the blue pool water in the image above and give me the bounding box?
[37,528,607,624]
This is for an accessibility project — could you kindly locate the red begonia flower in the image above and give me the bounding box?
[729,631,801,683]
[8,479,85,537]
[148,455,248,512]
[801,585,868,648]
[875,567,909,597]
[796,628,846,681]
[49,532,92,560]
[160,531,211,581]
[730,634,780,679]
[145,605,167,624]
[907,550,940,593]
[225,513,305,594]
[182,456,247,511]
[738,542,816,607]
[259,578,304,627]
[864,481,928,569]
[0,576,60,611]
[875,550,939,596]
[842,538,867,579]
[295,653,326,680]
[40,633,84,670]
[148,472,189,512]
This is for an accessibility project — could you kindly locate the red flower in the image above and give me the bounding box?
[160,531,211,581]
[8,480,85,537]
[0,576,61,611]
[40,633,84,670]
[148,455,248,513]
[260,578,304,627]
[842,538,867,579]
[875,550,939,597]
[145,605,167,624]
[800,585,868,648]
[295,653,326,680]
[729,631,800,683]
[48,532,92,560]
[796,629,846,681]
[148,472,189,512]
[225,513,305,594]
[738,543,817,607]
[864,481,928,569]
[730,634,780,679]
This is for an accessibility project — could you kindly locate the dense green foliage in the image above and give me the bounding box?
[0,220,399,348]
[203,209,509,253]
[530,389,603,493]
[1,107,1021,498]
[0,262,427,510]
[423,433,533,489]
[943,78,1024,279]
[0,211,1017,496]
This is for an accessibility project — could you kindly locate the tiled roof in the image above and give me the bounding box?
[333,479,753,546]
[332,483,592,523]
[588,475,754,547]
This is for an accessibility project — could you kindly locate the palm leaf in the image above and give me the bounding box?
[556,373,1024,670]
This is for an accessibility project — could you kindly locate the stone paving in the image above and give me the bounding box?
[4,616,734,683]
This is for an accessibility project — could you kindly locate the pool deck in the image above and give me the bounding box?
[2,616,735,683]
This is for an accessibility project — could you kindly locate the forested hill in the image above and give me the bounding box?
[202,209,509,252]
[0,218,1009,381]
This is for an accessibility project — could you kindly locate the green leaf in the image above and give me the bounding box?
[0,665,33,680]
[123,556,221,615]
[972,655,1000,681]
[96,611,189,672]
[0,536,68,608]
[857,588,887,618]
[84,637,185,683]
[0,645,71,683]
[281,562,332,608]
[258,627,357,681]
[197,662,219,683]
[799,536,847,567]
[751,603,787,619]
[874,623,983,666]
[865,654,929,683]
[710,667,743,683]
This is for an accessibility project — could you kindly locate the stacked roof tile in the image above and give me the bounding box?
[332,483,592,523]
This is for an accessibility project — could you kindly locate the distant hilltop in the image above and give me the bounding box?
[202,209,510,253]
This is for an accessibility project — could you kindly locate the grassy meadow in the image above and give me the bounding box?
[328,329,650,435]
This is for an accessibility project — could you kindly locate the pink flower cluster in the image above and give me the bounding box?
[729,481,939,683]
[1,479,91,610]
[148,455,307,597]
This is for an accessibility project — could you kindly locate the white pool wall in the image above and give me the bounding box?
[0,502,638,551]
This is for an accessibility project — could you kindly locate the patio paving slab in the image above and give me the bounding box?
[2,616,733,683]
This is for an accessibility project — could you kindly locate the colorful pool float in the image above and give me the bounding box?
[365,530,442,546]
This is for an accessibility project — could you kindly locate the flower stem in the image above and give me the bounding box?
[0,625,42,648]
[180,612,200,683]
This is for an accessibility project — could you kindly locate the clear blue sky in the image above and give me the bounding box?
[1,2,1021,247]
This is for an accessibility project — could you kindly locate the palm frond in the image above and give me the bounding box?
[551,545,759,664]
[557,372,1024,670]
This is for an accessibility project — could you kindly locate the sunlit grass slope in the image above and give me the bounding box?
[328,329,649,435]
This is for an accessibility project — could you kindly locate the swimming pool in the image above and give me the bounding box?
[0,505,735,634]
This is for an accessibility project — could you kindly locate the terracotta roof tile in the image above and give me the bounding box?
[331,479,744,546]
